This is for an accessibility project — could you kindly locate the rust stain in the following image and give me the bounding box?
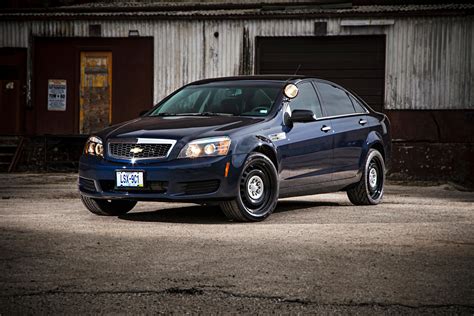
[80,51,112,134]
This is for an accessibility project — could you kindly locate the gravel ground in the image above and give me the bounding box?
[0,173,473,314]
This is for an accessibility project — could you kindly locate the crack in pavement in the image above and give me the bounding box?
[2,286,473,310]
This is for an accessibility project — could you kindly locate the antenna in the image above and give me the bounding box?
[294,64,302,75]
[284,64,303,86]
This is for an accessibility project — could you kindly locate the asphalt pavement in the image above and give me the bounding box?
[0,173,473,314]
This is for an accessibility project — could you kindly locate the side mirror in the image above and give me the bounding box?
[139,109,149,116]
[290,109,316,123]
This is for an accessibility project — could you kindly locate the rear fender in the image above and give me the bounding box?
[359,131,385,173]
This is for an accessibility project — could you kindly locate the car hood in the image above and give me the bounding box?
[102,115,263,142]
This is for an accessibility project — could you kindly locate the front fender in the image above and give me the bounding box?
[232,134,279,169]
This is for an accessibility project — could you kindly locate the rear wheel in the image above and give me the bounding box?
[347,148,385,205]
[220,153,279,222]
[80,195,137,216]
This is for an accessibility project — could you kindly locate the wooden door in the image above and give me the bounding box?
[0,80,21,134]
[0,48,26,135]
[80,51,112,134]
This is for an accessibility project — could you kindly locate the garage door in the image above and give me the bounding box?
[256,36,385,112]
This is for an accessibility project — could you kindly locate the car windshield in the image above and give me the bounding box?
[149,82,283,117]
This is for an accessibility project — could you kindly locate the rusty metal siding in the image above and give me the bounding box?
[0,16,472,109]
[384,17,473,110]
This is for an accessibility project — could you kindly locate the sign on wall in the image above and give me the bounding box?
[47,79,67,111]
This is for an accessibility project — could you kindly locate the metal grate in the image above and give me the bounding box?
[108,142,173,160]
[179,180,220,195]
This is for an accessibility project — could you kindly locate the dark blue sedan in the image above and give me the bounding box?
[79,76,391,221]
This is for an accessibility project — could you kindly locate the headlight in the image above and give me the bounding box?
[178,137,231,159]
[84,136,104,158]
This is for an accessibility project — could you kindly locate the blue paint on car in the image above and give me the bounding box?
[79,76,391,221]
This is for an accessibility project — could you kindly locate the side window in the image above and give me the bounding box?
[317,82,356,117]
[290,82,322,118]
[349,94,367,113]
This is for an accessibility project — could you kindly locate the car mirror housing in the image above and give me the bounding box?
[290,109,316,123]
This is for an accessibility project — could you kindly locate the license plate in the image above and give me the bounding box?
[116,171,144,188]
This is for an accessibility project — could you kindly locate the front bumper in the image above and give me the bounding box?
[78,154,248,202]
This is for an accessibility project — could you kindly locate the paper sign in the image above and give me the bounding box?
[48,79,67,111]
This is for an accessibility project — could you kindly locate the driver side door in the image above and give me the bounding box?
[278,81,334,190]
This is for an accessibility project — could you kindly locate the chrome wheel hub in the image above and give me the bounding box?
[247,175,264,200]
[369,167,378,188]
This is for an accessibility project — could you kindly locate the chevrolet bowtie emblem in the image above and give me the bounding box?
[130,147,144,154]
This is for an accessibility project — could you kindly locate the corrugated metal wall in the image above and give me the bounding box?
[0,16,472,109]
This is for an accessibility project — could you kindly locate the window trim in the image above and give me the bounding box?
[314,112,368,122]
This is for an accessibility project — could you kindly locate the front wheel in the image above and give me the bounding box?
[220,153,279,222]
[347,148,385,205]
[80,195,137,216]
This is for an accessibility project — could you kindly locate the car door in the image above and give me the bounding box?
[278,81,333,189]
[315,81,370,180]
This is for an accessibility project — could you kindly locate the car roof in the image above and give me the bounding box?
[189,75,309,85]
[187,75,351,93]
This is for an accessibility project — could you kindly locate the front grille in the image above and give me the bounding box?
[179,180,220,195]
[79,177,96,193]
[108,142,173,160]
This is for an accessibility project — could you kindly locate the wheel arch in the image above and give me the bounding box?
[370,142,385,161]
[235,134,279,171]
[252,144,278,171]
[360,131,386,170]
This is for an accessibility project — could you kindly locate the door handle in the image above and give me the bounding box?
[359,119,368,125]
[321,125,332,132]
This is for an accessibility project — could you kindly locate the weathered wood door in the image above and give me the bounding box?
[0,48,26,135]
[0,80,21,134]
[80,51,112,134]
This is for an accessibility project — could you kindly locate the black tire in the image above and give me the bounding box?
[80,194,137,216]
[220,153,279,222]
[347,148,385,205]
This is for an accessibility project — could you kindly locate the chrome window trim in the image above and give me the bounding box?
[107,138,177,160]
[315,112,369,121]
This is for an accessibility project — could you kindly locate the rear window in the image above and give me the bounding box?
[317,82,355,117]
[349,94,367,113]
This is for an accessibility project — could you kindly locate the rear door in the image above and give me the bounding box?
[278,81,333,189]
[316,81,369,180]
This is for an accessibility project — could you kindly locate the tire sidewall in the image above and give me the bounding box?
[363,149,385,204]
[236,153,279,221]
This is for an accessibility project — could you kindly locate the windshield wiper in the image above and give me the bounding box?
[153,112,177,116]
[196,112,234,117]
[155,112,234,117]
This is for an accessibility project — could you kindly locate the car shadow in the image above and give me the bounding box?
[117,199,342,224]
